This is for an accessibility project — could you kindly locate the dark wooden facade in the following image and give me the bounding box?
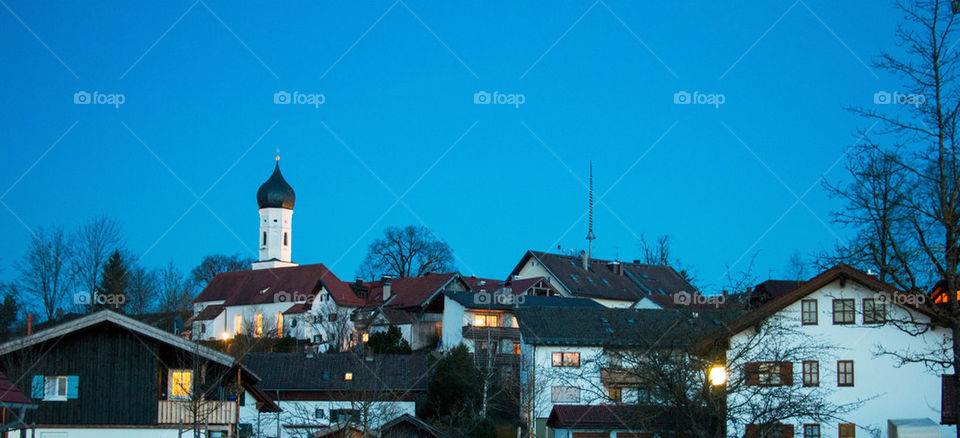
[0,321,236,426]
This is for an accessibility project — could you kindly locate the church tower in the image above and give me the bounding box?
[251,156,297,270]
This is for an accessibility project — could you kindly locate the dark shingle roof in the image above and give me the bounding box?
[243,353,430,392]
[515,307,739,347]
[364,273,463,308]
[510,251,696,302]
[749,279,804,307]
[547,404,684,431]
[444,291,603,311]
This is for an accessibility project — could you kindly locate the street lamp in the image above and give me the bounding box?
[709,365,727,386]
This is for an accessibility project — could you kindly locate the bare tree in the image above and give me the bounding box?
[835,0,960,429]
[157,263,194,313]
[784,251,808,282]
[190,254,253,289]
[126,263,158,315]
[71,217,122,300]
[357,225,454,280]
[638,233,698,286]
[16,227,72,321]
[308,299,356,353]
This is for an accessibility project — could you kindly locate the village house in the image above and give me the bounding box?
[0,310,280,438]
[508,250,697,308]
[719,264,956,438]
[239,353,429,438]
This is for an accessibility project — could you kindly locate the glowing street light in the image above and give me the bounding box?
[362,333,369,343]
[709,365,727,386]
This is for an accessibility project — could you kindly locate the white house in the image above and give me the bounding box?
[721,264,956,438]
[240,353,429,438]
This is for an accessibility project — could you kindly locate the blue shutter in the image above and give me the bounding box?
[66,376,79,399]
[31,375,44,399]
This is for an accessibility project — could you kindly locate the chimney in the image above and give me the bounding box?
[355,277,363,287]
[381,275,392,301]
[608,261,622,276]
[581,250,589,270]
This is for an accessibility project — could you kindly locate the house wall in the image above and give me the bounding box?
[223,302,292,339]
[515,260,570,297]
[726,278,956,438]
[191,311,226,340]
[526,344,604,430]
[440,296,465,350]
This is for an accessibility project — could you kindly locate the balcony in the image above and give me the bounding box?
[462,325,520,341]
[157,399,237,425]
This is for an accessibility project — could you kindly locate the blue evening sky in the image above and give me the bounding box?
[0,1,911,291]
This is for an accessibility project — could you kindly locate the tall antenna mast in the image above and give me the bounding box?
[586,161,596,259]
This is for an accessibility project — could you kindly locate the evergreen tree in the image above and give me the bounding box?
[0,287,19,340]
[367,326,412,354]
[423,345,491,437]
[95,250,128,312]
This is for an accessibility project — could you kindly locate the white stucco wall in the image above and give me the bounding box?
[441,296,465,350]
[726,278,955,438]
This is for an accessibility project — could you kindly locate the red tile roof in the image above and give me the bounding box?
[0,371,33,406]
[363,273,463,309]
[194,263,362,307]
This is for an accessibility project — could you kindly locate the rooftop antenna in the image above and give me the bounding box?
[586,161,596,260]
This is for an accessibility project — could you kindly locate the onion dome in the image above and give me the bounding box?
[257,158,295,209]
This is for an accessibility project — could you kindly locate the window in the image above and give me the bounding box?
[512,343,521,355]
[262,232,266,245]
[331,409,358,423]
[803,424,821,438]
[801,299,818,325]
[255,313,263,338]
[344,372,353,381]
[839,424,855,438]
[235,315,242,335]
[863,298,886,324]
[314,408,325,419]
[169,370,192,400]
[551,386,580,403]
[277,313,283,337]
[837,361,854,387]
[802,361,819,387]
[608,386,622,403]
[283,232,288,246]
[745,362,792,386]
[328,313,338,322]
[43,376,68,401]
[552,352,580,367]
[473,313,498,327]
[833,299,855,324]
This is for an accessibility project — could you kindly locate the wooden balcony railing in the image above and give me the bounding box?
[157,399,237,425]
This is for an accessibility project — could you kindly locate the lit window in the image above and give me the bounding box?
[473,314,498,327]
[169,370,192,400]
[362,333,370,343]
[512,343,521,355]
[277,313,283,337]
[801,299,817,325]
[608,386,621,403]
[344,373,353,381]
[552,352,580,367]
[235,315,242,335]
[255,313,263,338]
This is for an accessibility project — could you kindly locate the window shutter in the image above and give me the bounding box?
[780,362,793,386]
[31,375,44,399]
[781,424,795,438]
[745,362,760,386]
[67,376,79,399]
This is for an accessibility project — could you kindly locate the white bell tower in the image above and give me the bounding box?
[252,156,298,270]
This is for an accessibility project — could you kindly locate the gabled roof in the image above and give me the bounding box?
[721,263,931,336]
[194,263,362,307]
[364,273,465,309]
[192,305,225,321]
[749,279,804,307]
[463,276,558,296]
[0,371,34,407]
[515,307,738,347]
[379,413,448,437]
[0,310,239,368]
[243,353,429,392]
[371,307,415,325]
[547,404,681,430]
[509,251,696,302]
[444,291,604,311]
